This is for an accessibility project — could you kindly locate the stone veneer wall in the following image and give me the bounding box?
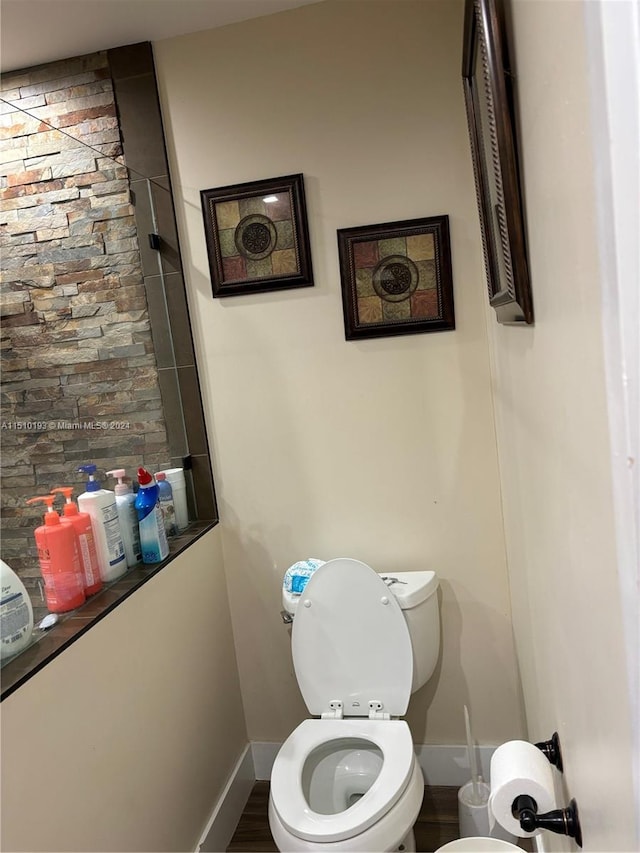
[0,53,171,620]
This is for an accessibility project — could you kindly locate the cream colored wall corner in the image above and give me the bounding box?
[486,1,636,850]
[154,0,525,746]
[0,529,247,853]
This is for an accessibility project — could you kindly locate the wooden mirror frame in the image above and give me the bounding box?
[462,0,533,324]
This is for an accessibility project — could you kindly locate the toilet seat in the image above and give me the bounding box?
[270,718,416,843]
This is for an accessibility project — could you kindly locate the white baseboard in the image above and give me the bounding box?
[415,744,497,787]
[196,744,255,853]
[251,742,283,780]
[252,741,499,786]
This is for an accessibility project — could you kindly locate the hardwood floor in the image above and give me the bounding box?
[414,785,461,852]
[227,781,460,852]
[227,782,277,852]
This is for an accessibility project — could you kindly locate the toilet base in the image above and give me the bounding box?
[396,828,416,852]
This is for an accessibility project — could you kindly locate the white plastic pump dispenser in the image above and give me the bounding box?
[76,465,127,582]
[106,469,142,568]
[1,558,34,659]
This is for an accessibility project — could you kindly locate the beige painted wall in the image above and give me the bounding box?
[0,528,247,853]
[487,1,636,850]
[154,0,525,746]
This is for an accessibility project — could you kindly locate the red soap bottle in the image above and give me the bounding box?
[26,496,85,613]
[51,487,103,596]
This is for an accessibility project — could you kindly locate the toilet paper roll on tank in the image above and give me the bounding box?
[282,559,326,614]
[489,740,556,838]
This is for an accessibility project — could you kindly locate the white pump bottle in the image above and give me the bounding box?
[106,469,142,568]
[76,464,127,582]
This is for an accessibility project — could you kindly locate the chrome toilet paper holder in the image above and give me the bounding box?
[512,794,583,847]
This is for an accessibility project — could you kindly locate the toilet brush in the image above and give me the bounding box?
[464,704,482,804]
[458,708,519,842]
[457,705,491,837]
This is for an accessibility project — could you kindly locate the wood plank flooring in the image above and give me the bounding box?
[227,781,460,852]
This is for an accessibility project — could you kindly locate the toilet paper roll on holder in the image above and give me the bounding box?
[509,732,582,847]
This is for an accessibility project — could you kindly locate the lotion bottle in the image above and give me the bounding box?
[135,467,169,563]
[106,469,142,568]
[50,487,102,596]
[76,464,127,582]
[26,496,85,613]
[1,558,34,659]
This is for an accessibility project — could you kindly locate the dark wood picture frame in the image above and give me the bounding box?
[462,0,533,324]
[337,216,455,340]
[200,173,313,297]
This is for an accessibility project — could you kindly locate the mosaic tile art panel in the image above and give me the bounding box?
[337,216,455,340]
[201,174,313,297]
[352,233,440,325]
[215,191,298,282]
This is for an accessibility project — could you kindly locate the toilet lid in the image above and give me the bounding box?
[292,558,413,717]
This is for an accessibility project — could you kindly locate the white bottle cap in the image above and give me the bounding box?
[159,467,186,487]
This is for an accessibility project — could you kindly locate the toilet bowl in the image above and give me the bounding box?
[269,720,425,851]
[269,558,440,852]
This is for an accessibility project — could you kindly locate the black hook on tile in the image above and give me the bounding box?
[512,794,582,847]
[535,731,563,771]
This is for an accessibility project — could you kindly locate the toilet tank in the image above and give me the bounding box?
[384,571,440,693]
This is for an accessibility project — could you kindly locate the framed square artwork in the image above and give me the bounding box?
[201,173,313,297]
[337,216,455,340]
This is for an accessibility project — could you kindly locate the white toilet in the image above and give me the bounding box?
[268,557,440,852]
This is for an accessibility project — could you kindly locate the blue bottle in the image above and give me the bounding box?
[135,468,169,563]
[155,472,177,537]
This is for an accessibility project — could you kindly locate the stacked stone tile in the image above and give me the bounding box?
[0,53,171,618]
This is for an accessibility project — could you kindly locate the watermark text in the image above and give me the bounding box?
[1,420,131,431]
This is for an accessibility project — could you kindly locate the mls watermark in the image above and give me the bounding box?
[1,420,132,431]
